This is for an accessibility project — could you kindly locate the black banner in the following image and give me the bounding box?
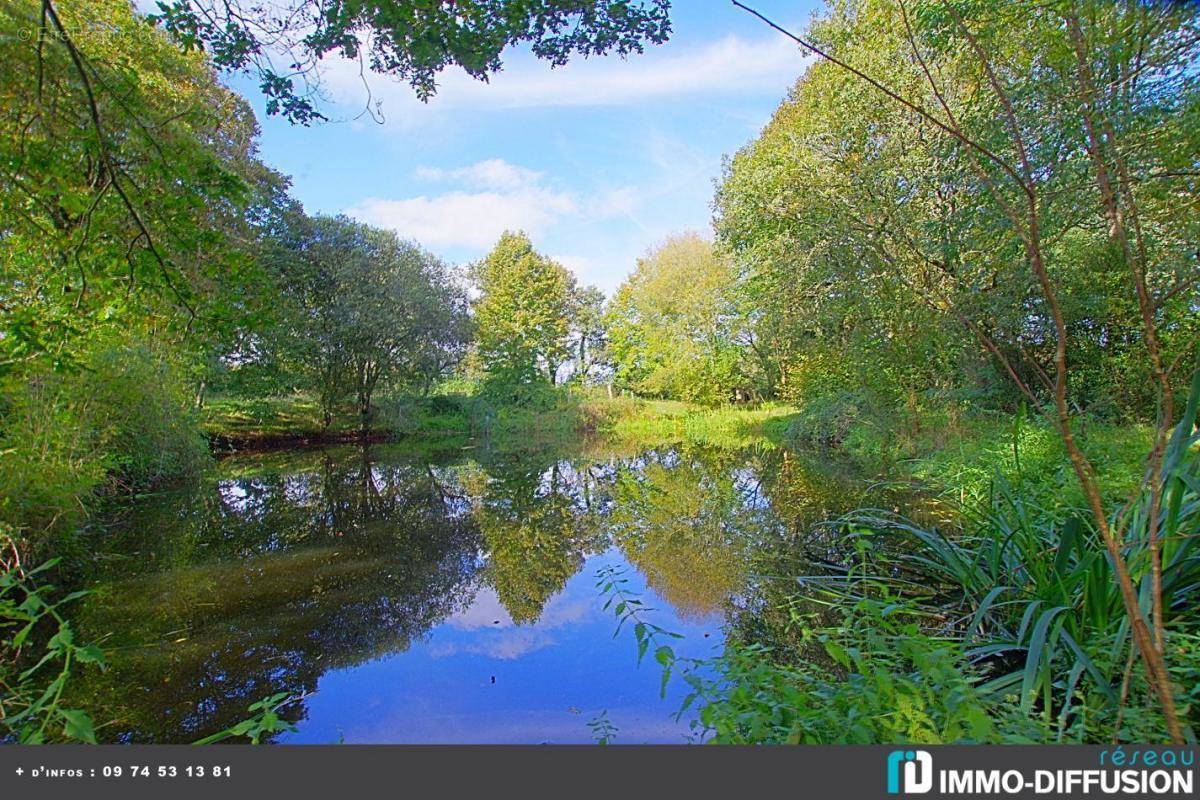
[0,745,1196,800]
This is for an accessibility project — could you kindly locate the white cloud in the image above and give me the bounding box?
[586,186,640,218]
[350,189,575,250]
[415,159,543,191]
[321,34,808,115]
[348,159,637,253]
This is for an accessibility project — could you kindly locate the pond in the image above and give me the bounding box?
[73,439,895,743]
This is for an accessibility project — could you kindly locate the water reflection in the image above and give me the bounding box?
[75,440,884,743]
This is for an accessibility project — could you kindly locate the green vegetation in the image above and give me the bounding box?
[703,0,1200,743]
[606,234,748,404]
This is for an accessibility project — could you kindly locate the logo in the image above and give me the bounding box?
[887,750,933,794]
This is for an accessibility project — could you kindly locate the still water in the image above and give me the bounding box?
[75,441,884,743]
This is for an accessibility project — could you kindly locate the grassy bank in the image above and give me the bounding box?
[203,390,802,453]
[204,390,1149,511]
[796,408,1151,513]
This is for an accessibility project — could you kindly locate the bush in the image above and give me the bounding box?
[84,343,208,491]
[0,339,207,555]
[685,600,1045,744]
[0,375,107,552]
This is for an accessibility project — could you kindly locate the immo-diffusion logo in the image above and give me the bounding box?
[883,747,1195,796]
[887,750,933,794]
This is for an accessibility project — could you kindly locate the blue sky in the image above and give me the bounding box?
[232,1,821,294]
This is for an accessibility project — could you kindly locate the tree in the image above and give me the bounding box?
[267,214,470,430]
[472,232,574,387]
[729,0,1200,740]
[0,0,282,376]
[605,233,746,404]
[150,0,674,123]
[568,285,609,385]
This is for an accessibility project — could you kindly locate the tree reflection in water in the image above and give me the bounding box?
[74,440,890,742]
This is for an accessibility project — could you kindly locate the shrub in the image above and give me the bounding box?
[0,373,107,553]
[0,339,207,555]
[684,600,1045,744]
[84,343,208,491]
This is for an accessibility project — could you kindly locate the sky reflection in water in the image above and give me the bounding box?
[76,442,867,744]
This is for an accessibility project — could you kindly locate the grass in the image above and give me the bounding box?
[607,399,798,449]
[203,389,802,453]
[904,415,1151,509]
[781,401,1154,513]
[202,394,353,439]
[202,389,1149,522]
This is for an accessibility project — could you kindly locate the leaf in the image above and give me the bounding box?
[60,709,97,744]
[654,645,674,667]
[47,625,75,650]
[75,644,106,666]
[824,639,850,669]
[11,620,36,648]
[1020,606,1068,712]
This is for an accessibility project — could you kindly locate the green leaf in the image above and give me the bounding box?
[654,645,674,667]
[75,644,106,666]
[60,709,97,744]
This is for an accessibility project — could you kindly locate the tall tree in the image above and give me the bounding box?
[266,214,470,430]
[606,233,746,404]
[568,285,609,385]
[472,232,574,387]
[727,0,1200,739]
[0,0,281,375]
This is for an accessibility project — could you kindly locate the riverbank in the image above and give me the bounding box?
[204,391,1150,513]
[202,392,802,454]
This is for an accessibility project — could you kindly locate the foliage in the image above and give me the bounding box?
[718,0,1200,738]
[606,233,748,404]
[472,232,576,388]
[716,0,1200,423]
[82,341,210,489]
[837,405,1200,740]
[568,285,610,385]
[0,550,105,744]
[259,213,471,431]
[597,564,1039,744]
[191,693,298,744]
[151,0,673,123]
[0,0,283,376]
[587,710,618,745]
[608,400,795,450]
[0,337,207,555]
[685,599,1043,745]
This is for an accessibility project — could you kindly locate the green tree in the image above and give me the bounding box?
[568,285,609,385]
[605,233,746,404]
[725,0,1200,739]
[0,0,281,376]
[266,214,470,430]
[472,232,574,387]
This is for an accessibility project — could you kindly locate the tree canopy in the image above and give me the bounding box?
[606,233,746,404]
[713,0,1200,422]
[0,0,285,374]
[262,213,470,429]
[151,0,674,123]
[472,231,575,387]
